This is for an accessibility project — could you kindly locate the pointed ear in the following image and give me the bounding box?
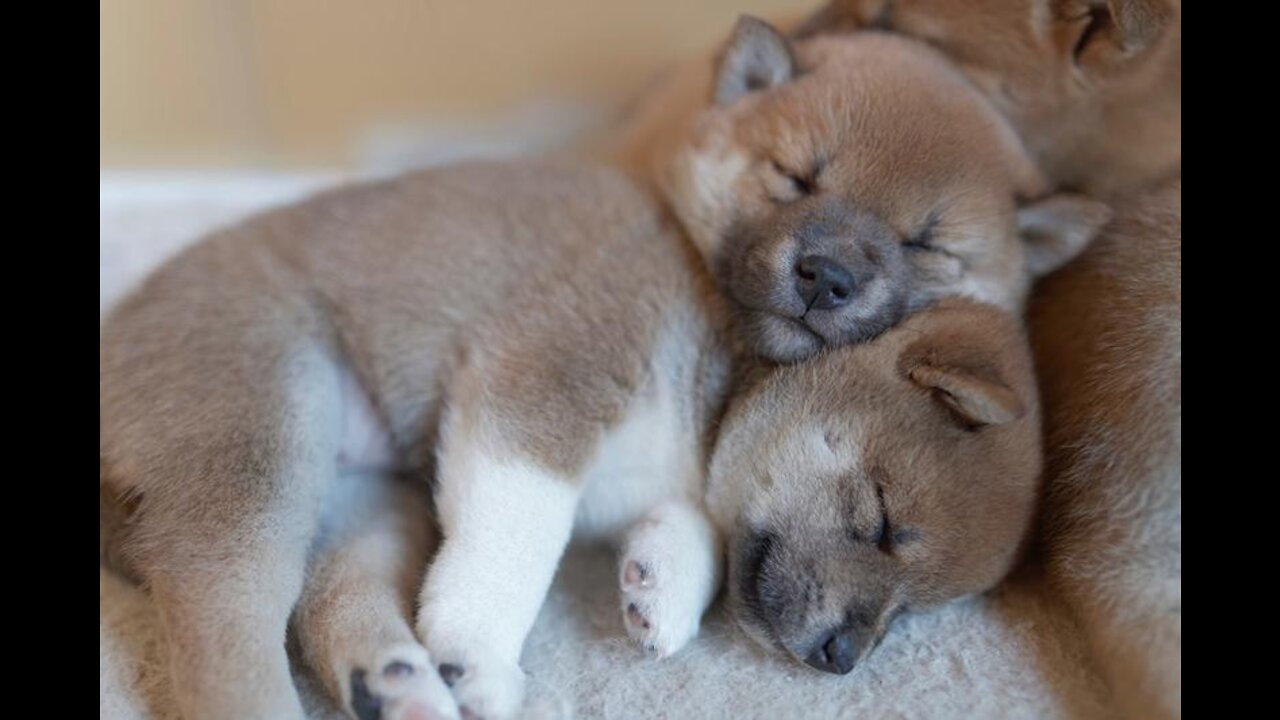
[714,15,796,106]
[907,364,1025,428]
[1017,193,1112,276]
[896,301,1032,429]
[1067,0,1177,78]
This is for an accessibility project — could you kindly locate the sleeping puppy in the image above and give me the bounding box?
[795,0,1180,198]
[620,18,1110,363]
[99,20,1099,720]
[792,4,1182,717]
[709,298,1042,674]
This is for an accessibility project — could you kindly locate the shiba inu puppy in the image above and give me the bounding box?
[788,5,1181,717]
[795,0,1181,198]
[708,298,1043,675]
[99,19,1100,720]
[608,20,1109,363]
[1028,178,1181,720]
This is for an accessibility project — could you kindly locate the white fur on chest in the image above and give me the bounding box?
[573,348,704,541]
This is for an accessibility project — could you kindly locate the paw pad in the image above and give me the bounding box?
[623,560,652,589]
[626,602,651,630]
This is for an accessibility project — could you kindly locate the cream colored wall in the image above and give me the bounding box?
[100,0,812,169]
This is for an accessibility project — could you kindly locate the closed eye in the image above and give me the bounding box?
[903,213,942,252]
[771,159,817,198]
[873,483,892,552]
[874,483,918,554]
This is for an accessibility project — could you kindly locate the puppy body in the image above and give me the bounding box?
[787,4,1182,716]
[1029,179,1181,719]
[101,160,728,720]
[100,26,1081,720]
[796,0,1181,199]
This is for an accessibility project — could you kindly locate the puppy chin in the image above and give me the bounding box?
[746,312,825,364]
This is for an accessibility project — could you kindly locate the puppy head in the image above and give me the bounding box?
[660,18,1107,363]
[795,0,1181,193]
[706,298,1041,674]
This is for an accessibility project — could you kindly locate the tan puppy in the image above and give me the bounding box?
[1028,179,1181,719]
[99,21,1096,720]
[606,20,1109,364]
[708,298,1043,672]
[795,0,1181,198]
[788,3,1182,717]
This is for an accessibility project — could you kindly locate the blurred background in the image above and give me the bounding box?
[101,0,812,173]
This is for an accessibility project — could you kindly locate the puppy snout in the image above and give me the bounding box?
[795,255,855,310]
[804,630,859,675]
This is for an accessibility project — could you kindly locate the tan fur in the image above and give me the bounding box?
[100,161,722,719]
[1029,180,1181,719]
[797,0,1181,198]
[294,473,446,719]
[706,298,1042,668]
[99,27,1063,719]
[601,28,1105,364]
[781,3,1182,715]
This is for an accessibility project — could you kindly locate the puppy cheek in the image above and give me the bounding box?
[705,439,784,533]
[738,234,801,311]
[908,250,963,280]
[668,141,751,258]
[703,473,745,534]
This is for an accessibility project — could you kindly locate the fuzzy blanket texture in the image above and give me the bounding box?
[99,172,1118,720]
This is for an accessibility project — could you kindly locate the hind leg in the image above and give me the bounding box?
[104,345,343,719]
[295,472,458,720]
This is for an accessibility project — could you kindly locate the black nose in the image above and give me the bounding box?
[795,255,855,310]
[804,631,859,675]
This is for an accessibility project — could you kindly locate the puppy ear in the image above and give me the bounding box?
[907,365,1025,428]
[714,15,795,105]
[897,301,1031,429]
[1017,194,1112,276]
[1067,0,1177,78]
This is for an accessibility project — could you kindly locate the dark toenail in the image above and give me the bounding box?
[382,660,415,678]
[439,663,465,687]
[349,668,383,720]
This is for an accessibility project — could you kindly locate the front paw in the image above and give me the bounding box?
[619,557,702,659]
[430,649,525,720]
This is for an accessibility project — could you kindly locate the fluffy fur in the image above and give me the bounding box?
[100,25,1093,720]
[99,177,1117,720]
[791,2,1182,716]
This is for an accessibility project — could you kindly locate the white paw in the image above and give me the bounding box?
[618,553,703,659]
[348,643,460,720]
[431,648,525,720]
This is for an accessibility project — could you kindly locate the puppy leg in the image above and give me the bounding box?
[619,501,722,658]
[295,473,459,720]
[415,413,581,720]
[104,341,344,720]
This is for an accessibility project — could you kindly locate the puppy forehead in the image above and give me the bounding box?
[763,40,1013,169]
[759,369,880,465]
